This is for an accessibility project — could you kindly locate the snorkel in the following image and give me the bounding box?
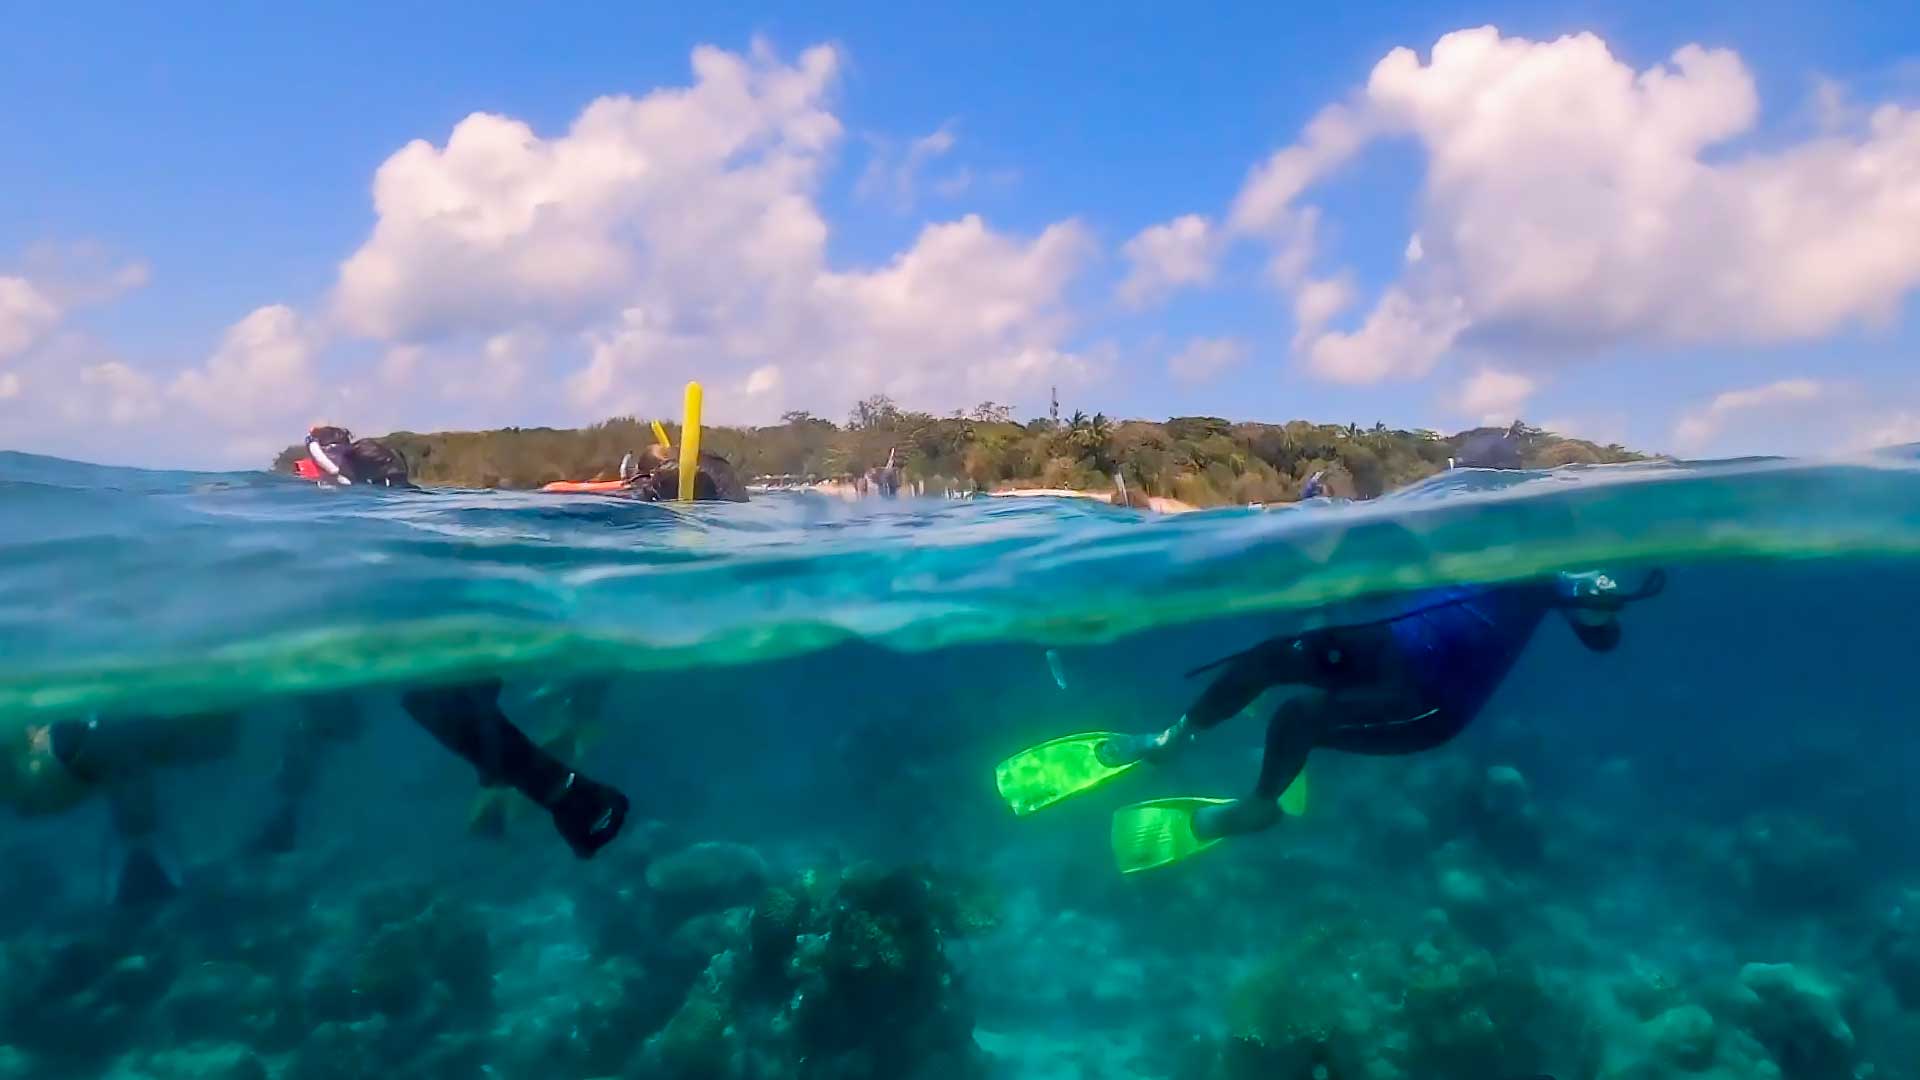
[305,427,353,486]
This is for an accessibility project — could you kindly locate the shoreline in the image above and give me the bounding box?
[983,486,1199,514]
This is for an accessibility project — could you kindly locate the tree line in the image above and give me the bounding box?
[273,395,1642,505]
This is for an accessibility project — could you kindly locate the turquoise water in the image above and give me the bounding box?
[2,447,1919,1078]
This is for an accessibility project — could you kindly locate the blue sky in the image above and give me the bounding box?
[2,1,1917,467]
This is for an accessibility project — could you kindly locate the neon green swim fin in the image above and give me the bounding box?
[1111,797,1232,874]
[1111,770,1307,874]
[994,732,1140,816]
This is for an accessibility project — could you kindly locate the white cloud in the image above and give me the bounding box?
[0,276,62,361]
[476,329,540,397]
[1673,377,1826,449]
[17,244,150,309]
[1854,411,1920,451]
[330,42,1092,425]
[1117,214,1220,307]
[1307,287,1466,383]
[79,361,162,425]
[856,124,961,210]
[743,364,782,395]
[1182,27,1920,383]
[333,42,845,343]
[170,305,321,425]
[1167,336,1247,382]
[1292,275,1356,338]
[1229,101,1374,237]
[1453,367,1537,425]
[381,344,425,386]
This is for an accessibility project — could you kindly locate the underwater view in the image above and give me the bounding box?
[4,447,1919,1080]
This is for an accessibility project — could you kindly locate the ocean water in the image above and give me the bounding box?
[2,447,1919,1080]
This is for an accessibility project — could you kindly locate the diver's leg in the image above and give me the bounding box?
[252,695,366,855]
[467,675,612,841]
[1191,693,1328,841]
[401,680,629,859]
[1099,633,1309,767]
[1315,687,1469,756]
[105,774,177,906]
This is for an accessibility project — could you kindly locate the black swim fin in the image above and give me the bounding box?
[114,848,178,908]
[548,774,630,859]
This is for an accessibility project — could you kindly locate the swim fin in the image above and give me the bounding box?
[1111,797,1232,874]
[1111,772,1307,875]
[994,732,1140,816]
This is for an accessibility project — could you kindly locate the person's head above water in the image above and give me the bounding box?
[302,426,356,483]
[622,446,750,502]
[1454,428,1528,470]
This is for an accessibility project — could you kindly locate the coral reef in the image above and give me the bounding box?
[1732,962,1857,1080]
[646,840,772,923]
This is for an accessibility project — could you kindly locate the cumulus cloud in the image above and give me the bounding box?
[1167,336,1247,382]
[1146,27,1920,384]
[1673,378,1826,450]
[330,41,1092,423]
[1292,275,1357,342]
[0,277,63,361]
[1307,288,1466,383]
[1454,367,1537,425]
[0,247,150,366]
[1117,214,1220,307]
[332,42,844,343]
[80,361,163,426]
[170,305,321,425]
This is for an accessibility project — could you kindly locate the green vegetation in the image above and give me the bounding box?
[273,395,1642,505]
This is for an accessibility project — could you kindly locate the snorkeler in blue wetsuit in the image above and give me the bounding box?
[995,567,1665,873]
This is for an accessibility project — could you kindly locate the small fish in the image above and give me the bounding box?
[1045,649,1067,690]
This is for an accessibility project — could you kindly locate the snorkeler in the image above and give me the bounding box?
[0,707,243,905]
[995,566,1666,873]
[293,425,418,489]
[618,441,750,502]
[0,680,631,905]
[868,449,903,499]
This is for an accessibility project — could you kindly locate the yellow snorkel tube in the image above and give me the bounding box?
[677,381,703,502]
[652,419,673,449]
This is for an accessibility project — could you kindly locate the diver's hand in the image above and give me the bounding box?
[1556,568,1667,611]
[546,773,630,859]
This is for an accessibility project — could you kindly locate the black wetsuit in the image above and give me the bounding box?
[1185,581,1571,800]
